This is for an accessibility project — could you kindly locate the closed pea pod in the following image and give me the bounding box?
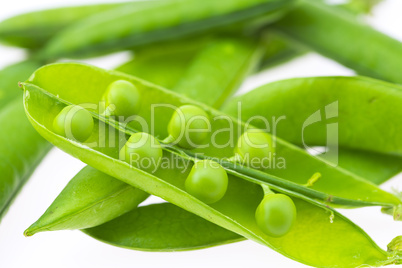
[0,3,128,49]
[40,0,295,59]
[0,61,50,221]
[0,61,42,108]
[223,76,402,156]
[272,0,402,84]
[0,100,51,220]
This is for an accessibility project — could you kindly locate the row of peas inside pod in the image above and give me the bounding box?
[52,79,296,238]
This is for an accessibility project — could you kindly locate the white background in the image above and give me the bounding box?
[1,0,402,267]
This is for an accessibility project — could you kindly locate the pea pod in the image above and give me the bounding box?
[173,38,261,107]
[40,0,294,59]
[81,199,402,268]
[0,99,51,220]
[116,39,205,89]
[83,203,244,251]
[223,76,402,156]
[0,60,41,108]
[25,37,262,234]
[320,148,402,185]
[0,61,51,221]
[0,3,127,49]
[21,63,400,208]
[20,69,402,266]
[272,0,402,84]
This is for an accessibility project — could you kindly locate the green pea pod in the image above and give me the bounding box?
[0,60,41,108]
[0,60,50,221]
[83,202,244,251]
[116,38,206,89]
[320,148,402,186]
[258,31,306,70]
[21,63,400,207]
[223,76,402,156]
[0,99,51,220]
[24,166,148,235]
[0,3,127,49]
[20,76,402,266]
[257,0,384,71]
[25,37,262,235]
[21,63,402,267]
[272,0,402,84]
[173,38,261,107]
[82,200,401,268]
[40,0,294,59]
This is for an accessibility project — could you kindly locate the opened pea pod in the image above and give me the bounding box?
[20,63,402,265]
[25,37,262,236]
[22,63,401,208]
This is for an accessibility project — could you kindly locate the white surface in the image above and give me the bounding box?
[0,0,402,267]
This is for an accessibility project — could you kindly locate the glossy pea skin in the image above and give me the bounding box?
[23,63,402,267]
[272,0,402,84]
[103,80,140,118]
[168,105,210,149]
[255,193,296,237]
[120,132,162,173]
[234,129,274,170]
[185,160,228,204]
[53,105,94,142]
[41,0,294,59]
[0,3,124,49]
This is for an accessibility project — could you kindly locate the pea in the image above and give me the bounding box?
[185,160,228,204]
[53,105,94,142]
[120,132,162,173]
[255,193,296,237]
[234,129,273,170]
[102,80,141,118]
[167,105,210,148]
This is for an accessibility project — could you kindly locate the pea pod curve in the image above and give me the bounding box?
[0,99,51,220]
[0,61,51,221]
[223,76,402,156]
[40,0,294,59]
[21,64,402,266]
[82,200,402,268]
[21,70,402,266]
[272,0,402,84]
[25,37,262,235]
[25,64,400,214]
[0,61,42,108]
[0,2,127,49]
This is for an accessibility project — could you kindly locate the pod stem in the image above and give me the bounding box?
[303,172,322,187]
[162,135,176,144]
[261,184,274,196]
[381,204,402,221]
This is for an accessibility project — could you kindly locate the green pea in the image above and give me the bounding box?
[185,160,228,204]
[120,132,162,173]
[167,105,210,148]
[53,105,94,142]
[103,80,140,118]
[234,129,274,170]
[255,193,297,237]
